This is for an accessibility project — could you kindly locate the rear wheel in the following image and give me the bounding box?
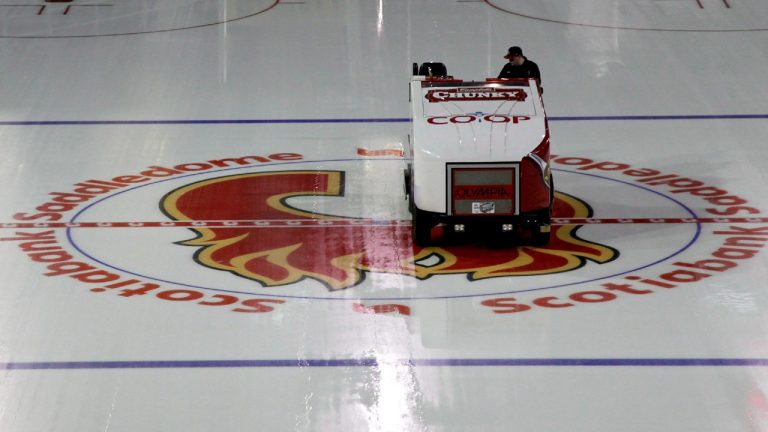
[528,224,551,246]
[404,165,412,202]
[412,209,435,245]
[520,210,551,246]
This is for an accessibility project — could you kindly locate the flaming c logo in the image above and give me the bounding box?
[160,170,617,290]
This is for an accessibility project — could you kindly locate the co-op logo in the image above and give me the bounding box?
[426,113,531,125]
[2,152,765,317]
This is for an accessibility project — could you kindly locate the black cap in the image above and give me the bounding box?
[504,46,523,59]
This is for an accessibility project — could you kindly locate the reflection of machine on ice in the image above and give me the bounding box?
[405,62,553,245]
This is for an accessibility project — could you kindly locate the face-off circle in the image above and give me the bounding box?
[485,0,768,32]
[0,0,279,38]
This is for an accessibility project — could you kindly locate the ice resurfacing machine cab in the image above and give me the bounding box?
[405,63,554,245]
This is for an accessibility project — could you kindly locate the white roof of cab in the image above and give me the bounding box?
[410,78,547,162]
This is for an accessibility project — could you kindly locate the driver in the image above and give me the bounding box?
[498,46,541,86]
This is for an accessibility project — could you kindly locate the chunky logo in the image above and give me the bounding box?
[425,88,528,103]
[160,170,617,291]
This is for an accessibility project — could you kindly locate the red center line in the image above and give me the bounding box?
[0,217,767,231]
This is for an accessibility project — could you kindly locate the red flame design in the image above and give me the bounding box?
[161,171,616,290]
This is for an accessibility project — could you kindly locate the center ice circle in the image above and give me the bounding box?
[65,159,701,301]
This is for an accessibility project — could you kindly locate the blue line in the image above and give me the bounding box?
[3,358,768,370]
[1,114,767,126]
[0,118,412,126]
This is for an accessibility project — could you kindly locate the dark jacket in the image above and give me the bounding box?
[498,58,541,83]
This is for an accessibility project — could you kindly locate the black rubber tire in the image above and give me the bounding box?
[404,165,412,202]
[412,209,433,245]
[529,228,551,246]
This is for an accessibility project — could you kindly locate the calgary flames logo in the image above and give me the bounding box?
[160,170,617,290]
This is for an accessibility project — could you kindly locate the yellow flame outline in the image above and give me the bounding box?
[387,192,617,280]
[162,171,617,290]
[162,171,366,289]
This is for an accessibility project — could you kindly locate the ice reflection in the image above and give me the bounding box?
[704,291,758,313]
[312,308,427,431]
[377,0,384,36]
[564,2,622,78]
[367,357,426,432]
[364,314,427,432]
